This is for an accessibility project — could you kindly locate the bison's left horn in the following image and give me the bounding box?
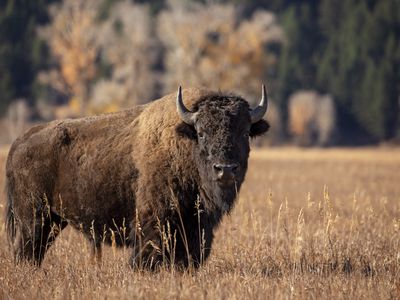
[176,86,196,125]
[250,84,268,124]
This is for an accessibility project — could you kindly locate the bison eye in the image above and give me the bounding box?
[243,132,250,138]
[197,131,205,139]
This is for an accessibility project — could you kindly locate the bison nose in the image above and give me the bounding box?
[213,163,239,181]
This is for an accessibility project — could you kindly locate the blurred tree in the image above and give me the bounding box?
[0,0,58,115]
[37,0,158,117]
[317,0,400,140]
[288,90,336,147]
[274,2,322,137]
[38,0,100,115]
[91,1,158,112]
[135,0,166,15]
[158,1,284,101]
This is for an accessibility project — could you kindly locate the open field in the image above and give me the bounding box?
[0,147,399,299]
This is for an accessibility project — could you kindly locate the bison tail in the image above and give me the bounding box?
[5,178,16,244]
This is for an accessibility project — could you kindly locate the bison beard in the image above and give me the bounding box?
[5,87,269,269]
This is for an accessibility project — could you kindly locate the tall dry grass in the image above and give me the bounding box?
[0,147,399,299]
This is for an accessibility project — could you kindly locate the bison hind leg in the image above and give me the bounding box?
[12,212,67,266]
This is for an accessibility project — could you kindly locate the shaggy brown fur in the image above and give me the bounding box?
[5,88,269,268]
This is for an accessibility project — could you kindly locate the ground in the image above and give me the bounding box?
[0,146,399,299]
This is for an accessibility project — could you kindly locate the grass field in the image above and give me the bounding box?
[0,147,399,299]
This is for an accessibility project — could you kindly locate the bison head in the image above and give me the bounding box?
[176,86,269,212]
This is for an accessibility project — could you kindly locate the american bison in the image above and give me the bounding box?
[5,86,269,269]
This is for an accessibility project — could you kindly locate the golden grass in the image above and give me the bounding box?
[0,147,399,299]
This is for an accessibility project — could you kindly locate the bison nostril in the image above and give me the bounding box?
[213,163,239,180]
[231,164,239,174]
[213,164,223,173]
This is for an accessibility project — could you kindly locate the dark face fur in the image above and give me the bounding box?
[177,94,269,211]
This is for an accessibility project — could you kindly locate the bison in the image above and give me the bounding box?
[5,86,269,269]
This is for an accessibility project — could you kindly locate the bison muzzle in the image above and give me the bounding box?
[5,86,269,269]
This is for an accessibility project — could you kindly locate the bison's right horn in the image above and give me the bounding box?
[250,84,268,124]
[176,86,196,125]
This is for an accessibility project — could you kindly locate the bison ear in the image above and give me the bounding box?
[250,119,270,137]
[176,123,197,140]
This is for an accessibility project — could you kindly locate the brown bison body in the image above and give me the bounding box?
[5,87,269,268]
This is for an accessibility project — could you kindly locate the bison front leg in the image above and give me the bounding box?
[130,233,163,270]
[129,217,164,270]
